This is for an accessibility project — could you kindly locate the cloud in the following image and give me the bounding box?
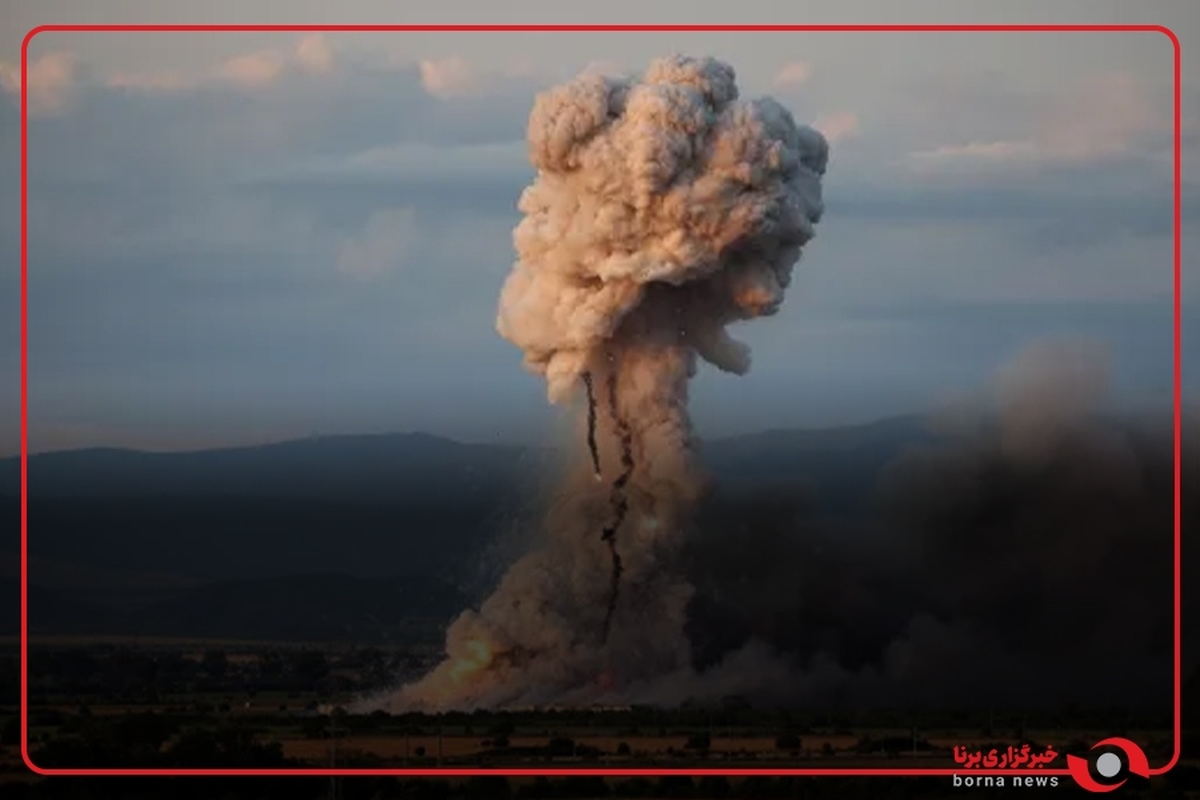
[412,54,542,99]
[910,139,1039,164]
[504,57,539,79]
[576,59,628,79]
[25,184,329,265]
[97,34,337,96]
[104,70,193,93]
[1040,73,1162,159]
[418,55,480,98]
[813,111,859,143]
[213,36,340,88]
[293,34,335,74]
[909,73,1168,172]
[773,60,812,88]
[0,51,76,116]
[336,207,420,280]
[264,140,530,186]
[215,50,288,89]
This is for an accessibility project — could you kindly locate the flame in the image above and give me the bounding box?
[448,638,494,684]
[733,283,779,316]
[730,270,783,317]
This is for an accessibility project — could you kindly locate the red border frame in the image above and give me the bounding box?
[18,23,1182,781]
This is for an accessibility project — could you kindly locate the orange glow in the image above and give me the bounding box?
[732,282,777,316]
[448,638,494,684]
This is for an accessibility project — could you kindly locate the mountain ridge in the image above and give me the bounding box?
[2,416,931,497]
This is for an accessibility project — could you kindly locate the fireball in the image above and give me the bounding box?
[448,638,495,684]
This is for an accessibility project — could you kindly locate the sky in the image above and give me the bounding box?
[0,0,1197,454]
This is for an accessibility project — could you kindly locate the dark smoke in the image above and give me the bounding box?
[581,371,601,478]
[600,364,636,644]
[676,345,1192,711]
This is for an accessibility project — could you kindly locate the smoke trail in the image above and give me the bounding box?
[581,371,601,479]
[599,363,636,643]
[381,54,827,712]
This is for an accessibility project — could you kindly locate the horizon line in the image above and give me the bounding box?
[5,405,1190,461]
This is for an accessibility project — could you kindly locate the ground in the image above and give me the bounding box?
[1,636,1195,798]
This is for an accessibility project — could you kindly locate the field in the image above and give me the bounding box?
[0,636,1193,799]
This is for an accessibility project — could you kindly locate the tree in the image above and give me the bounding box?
[112,712,177,754]
[201,649,228,679]
[775,733,801,751]
[696,776,730,798]
[290,650,329,685]
[1,717,18,746]
[546,736,575,757]
[464,776,511,799]
[488,716,515,737]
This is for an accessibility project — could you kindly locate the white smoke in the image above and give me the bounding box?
[378,54,828,712]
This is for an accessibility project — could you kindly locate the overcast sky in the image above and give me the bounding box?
[1,0,1197,454]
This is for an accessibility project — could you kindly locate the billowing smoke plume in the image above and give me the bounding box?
[668,341,1187,711]
[383,55,828,711]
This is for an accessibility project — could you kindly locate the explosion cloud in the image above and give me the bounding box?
[386,54,828,711]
